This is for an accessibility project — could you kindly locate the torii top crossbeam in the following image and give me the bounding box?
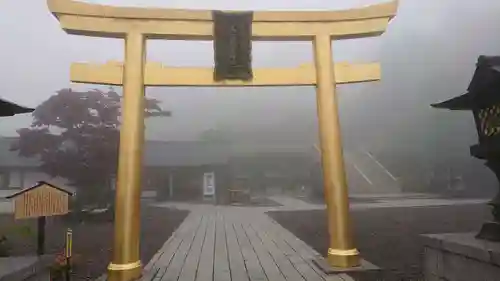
[48,0,398,40]
[47,0,398,88]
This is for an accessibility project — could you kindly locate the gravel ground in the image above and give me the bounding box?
[0,206,189,280]
[267,204,490,281]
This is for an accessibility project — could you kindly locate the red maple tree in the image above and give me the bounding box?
[11,88,170,205]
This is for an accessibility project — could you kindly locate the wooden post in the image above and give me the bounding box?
[313,34,360,268]
[36,216,46,256]
[107,31,145,281]
[168,172,174,199]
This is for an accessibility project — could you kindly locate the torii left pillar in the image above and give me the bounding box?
[107,32,146,281]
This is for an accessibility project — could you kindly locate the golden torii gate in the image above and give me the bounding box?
[47,0,398,280]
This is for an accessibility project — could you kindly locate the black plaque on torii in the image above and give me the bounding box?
[213,11,254,81]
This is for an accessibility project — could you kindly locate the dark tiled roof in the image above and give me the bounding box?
[145,141,230,167]
[229,143,316,156]
[0,138,317,168]
[0,138,230,168]
[0,98,34,116]
[5,181,74,199]
[432,56,500,111]
[431,92,474,110]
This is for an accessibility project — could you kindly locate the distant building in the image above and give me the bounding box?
[0,137,75,191]
[0,138,317,204]
[144,140,231,203]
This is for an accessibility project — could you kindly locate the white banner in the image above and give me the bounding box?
[203,172,215,196]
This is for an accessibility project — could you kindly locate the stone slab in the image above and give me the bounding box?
[422,232,500,281]
[97,269,159,281]
[422,232,500,266]
[0,255,53,281]
[312,257,382,280]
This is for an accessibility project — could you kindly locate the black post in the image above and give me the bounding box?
[65,257,71,281]
[36,216,46,255]
[476,158,500,241]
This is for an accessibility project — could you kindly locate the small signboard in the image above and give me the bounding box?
[5,181,74,256]
[6,181,73,220]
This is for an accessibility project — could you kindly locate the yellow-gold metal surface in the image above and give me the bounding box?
[46,1,398,278]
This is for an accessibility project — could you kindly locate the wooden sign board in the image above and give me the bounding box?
[6,181,73,219]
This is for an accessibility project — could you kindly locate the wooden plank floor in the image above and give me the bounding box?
[143,206,352,281]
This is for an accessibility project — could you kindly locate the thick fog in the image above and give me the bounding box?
[1,0,500,194]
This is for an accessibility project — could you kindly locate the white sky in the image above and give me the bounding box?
[0,0,499,143]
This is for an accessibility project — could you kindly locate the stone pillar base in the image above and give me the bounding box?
[312,257,381,280]
[421,232,500,281]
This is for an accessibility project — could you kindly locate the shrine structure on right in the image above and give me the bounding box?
[424,56,500,281]
[432,55,500,242]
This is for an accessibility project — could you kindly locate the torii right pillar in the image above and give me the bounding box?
[313,34,360,268]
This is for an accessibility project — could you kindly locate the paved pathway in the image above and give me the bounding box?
[0,255,53,281]
[142,204,354,281]
[143,193,488,281]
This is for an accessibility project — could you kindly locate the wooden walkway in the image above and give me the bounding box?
[141,206,353,281]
